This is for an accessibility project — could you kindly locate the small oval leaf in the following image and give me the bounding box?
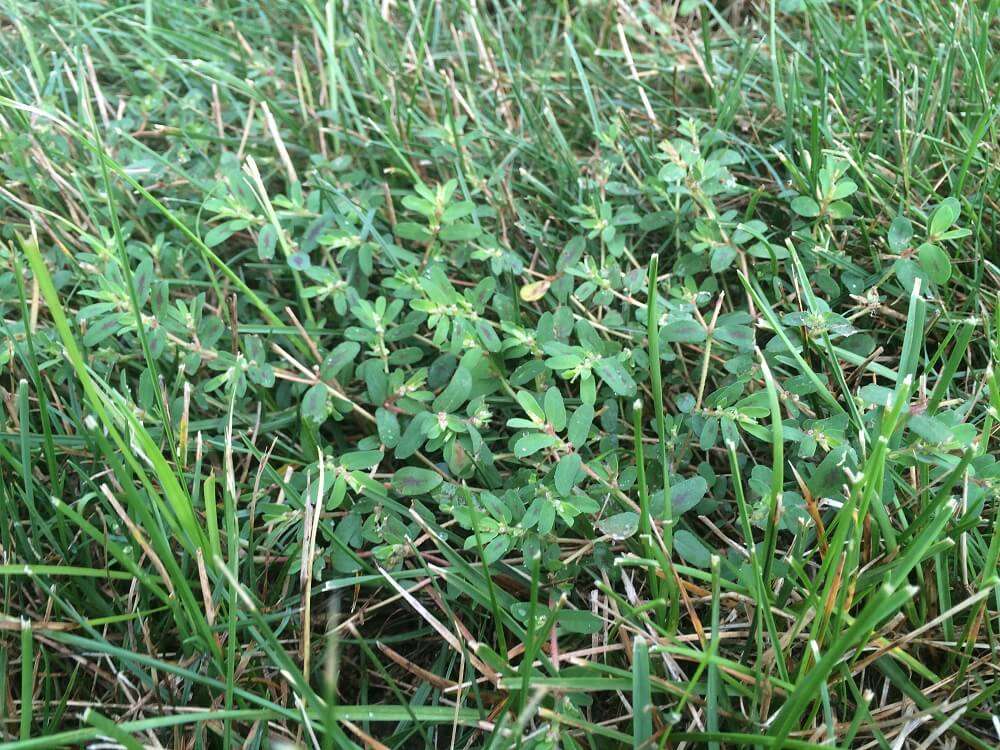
[392,467,443,496]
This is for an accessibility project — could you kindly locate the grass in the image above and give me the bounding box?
[0,0,998,747]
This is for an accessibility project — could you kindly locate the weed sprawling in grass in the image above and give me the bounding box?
[0,0,998,747]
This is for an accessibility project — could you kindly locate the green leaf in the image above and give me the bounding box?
[83,315,123,347]
[790,196,820,217]
[301,383,330,425]
[674,530,712,567]
[929,197,960,237]
[567,404,594,448]
[893,258,926,294]
[859,384,894,407]
[204,220,244,247]
[593,357,636,396]
[392,467,443,496]
[671,476,708,515]
[937,228,972,241]
[442,201,475,222]
[888,215,913,253]
[434,367,472,412]
[396,412,431,459]
[661,319,706,343]
[544,387,567,431]
[715,325,754,351]
[475,319,501,352]
[322,342,360,380]
[554,453,582,495]
[247,362,274,387]
[257,224,277,259]
[831,179,858,199]
[439,222,481,241]
[557,236,586,270]
[598,512,639,540]
[710,246,737,273]
[520,280,550,302]
[908,414,954,443]
[483,534,510,563]
[401,194,435,217]
[807,445,857,499]
[515,391,546,423]
[514,433,558,458]
[288,251,311,271]
[395,222,432,242]
[557,610,603,634]
[828,201,853,219]
[699,418,719,450]
[134,258,154,304]
[376,408,400,448]
[917,243,951,284]
[340,451,383,470]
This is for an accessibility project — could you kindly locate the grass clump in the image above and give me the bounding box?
[0,0,998,747]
